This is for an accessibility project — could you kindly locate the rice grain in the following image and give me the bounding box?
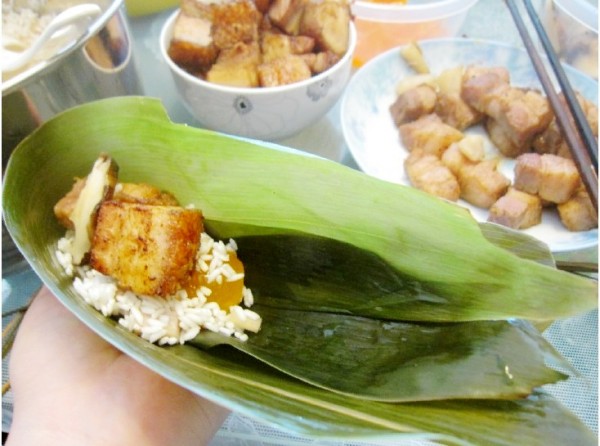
[56,230,261,345]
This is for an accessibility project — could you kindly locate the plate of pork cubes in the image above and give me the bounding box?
[341,38,598,252]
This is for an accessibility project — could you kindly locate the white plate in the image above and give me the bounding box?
[341,38,598,252]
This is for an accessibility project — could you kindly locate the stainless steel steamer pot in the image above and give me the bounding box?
[2,0,142,274]
[2,0,143,165]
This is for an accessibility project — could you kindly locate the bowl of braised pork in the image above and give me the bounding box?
[159,0,356,141]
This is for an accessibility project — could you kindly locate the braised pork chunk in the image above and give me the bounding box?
[458,160,510,209]
[168,13,218,73]
[514,153,581,204]
[461,65,510,112]
[440,136,485,177]
[488,188,542,229]
[533,92,599,160]
[557,187,598,231]
[435,66,483,130]
[404,150,460,201]
[399,114,464,157]
[390,84,437,126]
[258,54,312,86]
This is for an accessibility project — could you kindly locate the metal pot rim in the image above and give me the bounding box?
[2,0,124,96]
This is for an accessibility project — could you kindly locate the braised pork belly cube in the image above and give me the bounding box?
[299,1,350,56]
[436,93,484,130]
[514,153,581,204]
[512,153,542,195]
[533,93,599,160]
[485,118,525,158]
[211,0,261,50]
[458,160,510,208]
[113,183,180,206]
[268,0,308,35]
[481,86,553,151]
[461,65,510,112]
[260,32,315,62]
[557,187,598,231]
[206,41,261,87]
[488,188,542,229]
[404,150,460,202]
[441,135,485,177]
[258,54,312,86]
[300,50,340,74]
[399,114,464,157]
[389,84,437,127]
[167,13,218,73]
[434,66,483,130]
[90,201,203,297]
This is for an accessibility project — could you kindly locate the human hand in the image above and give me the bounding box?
[7,286,229,446]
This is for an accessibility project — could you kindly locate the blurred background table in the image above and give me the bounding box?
[2,0,597,444]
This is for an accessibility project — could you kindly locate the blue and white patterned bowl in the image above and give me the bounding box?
[341,38,598,252]
[160,9,356,141]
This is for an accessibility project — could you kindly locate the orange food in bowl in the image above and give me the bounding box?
[350,0,478,67]
[353,18,445,68]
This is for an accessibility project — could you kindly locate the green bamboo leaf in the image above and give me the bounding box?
[64,307,593,445]
[2,97,596,444]
[3,97,596,323]
[191,305,568,402]
[478,222,556,268]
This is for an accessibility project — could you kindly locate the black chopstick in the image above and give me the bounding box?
[522,0,598,166]
[505,0,598,211]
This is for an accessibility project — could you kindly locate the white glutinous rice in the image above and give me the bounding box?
[56,231,261,345]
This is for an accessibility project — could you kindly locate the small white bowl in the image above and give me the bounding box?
[160,9,356,141]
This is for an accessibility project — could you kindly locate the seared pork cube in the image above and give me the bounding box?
[441,135,485,177]
[299,1,351,56]
[399,114,464,157]
[434,66,483,130]
[211,0,261,50]
[485,118,525,158]
[459,160,511,209]
[260,32,315,62]
[488,188,542,229]
[113,183,180,206]
[90,202,203,297]
[206,41,261,87]
[557,187,598,231]
[404,150,460,201]
[258,54,312,86]
[514,153,581,204]
[533,92,599,160]
[268,0,308,35]
[513,153,542,195]
[167,12,218,74]
[461,65,510,112]
[481,86,553,151]
[300,51,340,74]
[389,84,437,127]
[435,92,484,130]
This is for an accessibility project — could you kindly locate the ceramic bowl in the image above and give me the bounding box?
[159,9,356,141]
